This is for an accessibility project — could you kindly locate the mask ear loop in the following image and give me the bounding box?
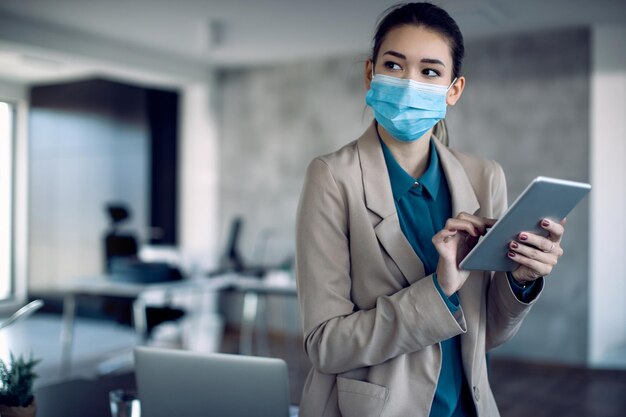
[446,77,458,92]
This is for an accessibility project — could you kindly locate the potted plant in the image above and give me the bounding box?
[0,353,40,417]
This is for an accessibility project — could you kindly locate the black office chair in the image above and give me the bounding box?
[104,204,182,284]
[103,205,138,273]
[102,203,184,334]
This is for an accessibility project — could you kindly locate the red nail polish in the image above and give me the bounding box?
[542,220,550,227]
[520,233,528,241]
[511,242,518,249]
[508,251,516,257]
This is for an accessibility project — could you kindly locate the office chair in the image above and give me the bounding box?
[208,217,293,278]
[103,204,138,273]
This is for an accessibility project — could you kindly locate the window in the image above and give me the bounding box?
[0,101,15,302]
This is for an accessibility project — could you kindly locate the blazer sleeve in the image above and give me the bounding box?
[485,161,544,351]
[296,158,466,375]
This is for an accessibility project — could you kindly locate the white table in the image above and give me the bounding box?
[59,274,297,376]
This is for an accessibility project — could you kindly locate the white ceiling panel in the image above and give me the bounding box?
[0,0,624,85]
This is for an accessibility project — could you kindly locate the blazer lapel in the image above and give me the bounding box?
[433,139,480,217]
[375,214,426,285]
[357,124,425,285]
[357,124,396,219]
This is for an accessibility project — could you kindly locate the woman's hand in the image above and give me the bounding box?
[507,218,566,284]
[432,212,496,296]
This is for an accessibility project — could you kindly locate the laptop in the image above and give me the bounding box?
[134,346,292,417]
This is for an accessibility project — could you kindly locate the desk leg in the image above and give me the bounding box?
[239,292,258,355]
[132,297,148,345]
[256,295,270,356]
[60,294,76,378]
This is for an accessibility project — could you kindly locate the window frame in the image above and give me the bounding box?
[0,98,27,314]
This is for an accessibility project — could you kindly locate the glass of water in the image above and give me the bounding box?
[109,389,141,417]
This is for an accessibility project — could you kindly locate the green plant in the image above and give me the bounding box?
[0,353,40,407]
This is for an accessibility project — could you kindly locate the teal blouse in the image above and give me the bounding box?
[379,137,537,417]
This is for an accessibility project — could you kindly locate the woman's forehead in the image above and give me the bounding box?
[378,25,452,65]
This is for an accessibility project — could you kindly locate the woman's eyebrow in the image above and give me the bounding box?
[421,58,446,67]
[382,50,407,60]
[382,51,446,67]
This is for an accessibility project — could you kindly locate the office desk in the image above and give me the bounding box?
[60,274,297,376]
[35,372,135,417]
[35,372,299,417]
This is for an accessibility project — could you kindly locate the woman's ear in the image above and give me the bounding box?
[446,76,465,106]
[364,59,374,90]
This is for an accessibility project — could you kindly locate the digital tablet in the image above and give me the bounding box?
[459,176,591,272]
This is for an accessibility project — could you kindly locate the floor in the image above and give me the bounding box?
[220,328,626,417]
[489,359,626,417]
[4,312,626,416]
[0,313,136,387]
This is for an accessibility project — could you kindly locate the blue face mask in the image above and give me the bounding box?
[365,73,456,142]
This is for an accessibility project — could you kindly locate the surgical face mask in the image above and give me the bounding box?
[365,73,457,142]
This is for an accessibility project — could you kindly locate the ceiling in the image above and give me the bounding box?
[0,0,625,86]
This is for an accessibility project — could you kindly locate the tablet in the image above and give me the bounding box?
[459,176,590,272]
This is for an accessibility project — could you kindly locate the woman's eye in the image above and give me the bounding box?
[384,61,402,71]
[422,68,440,77]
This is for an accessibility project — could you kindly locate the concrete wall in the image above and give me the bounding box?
[220,28,592,361]
[217,58,370,266]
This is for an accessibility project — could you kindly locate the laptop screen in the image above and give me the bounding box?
[134,346,291,417]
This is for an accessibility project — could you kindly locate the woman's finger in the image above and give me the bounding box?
[445,218,483,237]
[509,241,557,266]
[433,228,458,244]
[457,212,497,235]
[540,218,565,242]
[517,232,563,255]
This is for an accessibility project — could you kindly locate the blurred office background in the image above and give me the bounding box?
[0,0,625,414]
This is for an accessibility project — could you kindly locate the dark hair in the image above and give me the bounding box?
[371,2,465,80]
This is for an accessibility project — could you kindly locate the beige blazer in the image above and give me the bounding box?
[295,124,543,417]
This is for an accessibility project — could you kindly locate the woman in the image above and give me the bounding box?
[295,2,565,417]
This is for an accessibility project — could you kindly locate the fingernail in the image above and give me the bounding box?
[542,219,550,227]
[511,242,519,249]
[519,233,528,241]
[508,251,516,257]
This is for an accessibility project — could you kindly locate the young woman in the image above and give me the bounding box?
[295,3,565,417]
